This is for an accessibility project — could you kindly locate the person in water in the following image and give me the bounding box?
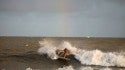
[63,48,70,58]
[56,48,70,58]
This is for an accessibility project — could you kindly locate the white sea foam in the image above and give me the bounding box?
[100,67,112,70]
[74,49,125,67]
[79,67,93,70]
[57,66,113,70]
[57,66,74,70]
[25,67,33,70]
[38,40,125,67]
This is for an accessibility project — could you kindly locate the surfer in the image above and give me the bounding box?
[63,48,70,58]
[56,48,70,58]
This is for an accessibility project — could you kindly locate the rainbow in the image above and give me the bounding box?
[56,1,71,37]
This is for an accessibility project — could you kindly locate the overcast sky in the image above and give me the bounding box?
[0,0,125,37]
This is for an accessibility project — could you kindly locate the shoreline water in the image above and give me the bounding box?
[0,37,125,70]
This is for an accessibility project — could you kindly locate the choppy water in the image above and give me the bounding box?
[0,54,125,70]
[0,38,125,70]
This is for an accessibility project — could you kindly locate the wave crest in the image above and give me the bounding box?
[38,40,125,67]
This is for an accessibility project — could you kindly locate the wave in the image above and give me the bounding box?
[25,66,113,70]
[38,39,125,67]
[57,65,113,70]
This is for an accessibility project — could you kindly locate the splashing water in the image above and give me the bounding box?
[38,40,125,67]
[38,39,77,59]
[38,40,58,59]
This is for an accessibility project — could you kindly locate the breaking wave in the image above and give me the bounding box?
[38,39,125,67]
[56,65,113,70]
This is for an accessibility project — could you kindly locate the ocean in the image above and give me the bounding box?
[0,37,125,70]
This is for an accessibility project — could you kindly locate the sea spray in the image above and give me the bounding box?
[38,40,58,59]
[38,40,125,67]
[38,40,77,59]
[60,41,77,54]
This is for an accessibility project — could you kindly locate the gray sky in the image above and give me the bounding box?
[0,0,125,37]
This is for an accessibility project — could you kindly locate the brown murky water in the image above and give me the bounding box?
[0,37,125,70]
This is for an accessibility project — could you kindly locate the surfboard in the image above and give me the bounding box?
[56,48,70,60]
[58,57,70,60]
